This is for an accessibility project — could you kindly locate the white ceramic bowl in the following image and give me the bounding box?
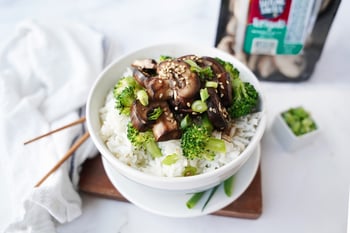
[86,43,267,192]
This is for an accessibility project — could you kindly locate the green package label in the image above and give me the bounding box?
[244,0,315,55]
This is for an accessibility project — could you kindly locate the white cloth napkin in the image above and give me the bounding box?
[0,20,105,232]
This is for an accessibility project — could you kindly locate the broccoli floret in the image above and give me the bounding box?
[229,80,259,118]
[215,57,240,82]
[159,55,172,61]
[147,107,163,121]
[126,122,162,158]
[113,76,147,115]
[114,76,137,94]
[216,58,259,118]
[181,124,226,160]
[114,86,135,115]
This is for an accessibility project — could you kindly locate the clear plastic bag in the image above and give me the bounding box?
[215,0,341,81]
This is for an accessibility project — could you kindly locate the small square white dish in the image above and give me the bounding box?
[272,108,319,151]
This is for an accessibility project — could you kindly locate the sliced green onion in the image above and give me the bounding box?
[205,138,226,153]
[184,59,213,80]
[202,185,219,211]
[203,151,215,161]
[200,88,209,102]
[162,153,179,165]
[205,81,218,88]
[186,191,205,209]
[201,114,214,133]
[180,114,192,129]
[183,166,197,176]
[136,89,149,106]
[184,59,200,71]
[223,175,235,197]
[147,107,163,120]
[282,107,317,136]
[145,140,162,158]
[191,100,208,113]
[159,55,172,61]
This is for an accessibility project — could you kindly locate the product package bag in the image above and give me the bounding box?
[215,0,341,82]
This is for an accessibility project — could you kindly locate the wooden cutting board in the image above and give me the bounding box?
[78,155,262,219]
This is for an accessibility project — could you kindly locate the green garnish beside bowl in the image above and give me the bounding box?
[273,106,319,151]
[282,107,317,136]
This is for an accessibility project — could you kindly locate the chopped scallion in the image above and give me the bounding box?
[186,191,205,209]
[191,100,208,113]
[205,81,218,88]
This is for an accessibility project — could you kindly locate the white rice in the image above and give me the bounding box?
[99,73,261,177]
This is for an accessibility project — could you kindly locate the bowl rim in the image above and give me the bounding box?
[86,42,267,188]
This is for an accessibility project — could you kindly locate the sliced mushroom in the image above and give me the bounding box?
[217,35,235,55]
[200,56,233,107]
[152,103,181,142]
[130,101,167,132]
[247,54,259,71]
[133,69,150,87]
[257,55,276,78]
[144,77,173,100]
[319,0,332,14]
[131,99,181,141]
[206,87,229,130]
[235,51,248,65]
[274,55,306,78]
[158,60,200,99]
[169,94,196,114]
[304,35,313,48]
[130,100,152,132]
[228,0,235,13]
[131,59,157,72]
[177,54,199,61]
[176,71,200,99]
[225,17,237,36]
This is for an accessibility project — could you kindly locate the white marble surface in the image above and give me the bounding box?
[1,0,350,232]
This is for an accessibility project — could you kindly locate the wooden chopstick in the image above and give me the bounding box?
[34,131,90,187]
[24,117,86,145]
